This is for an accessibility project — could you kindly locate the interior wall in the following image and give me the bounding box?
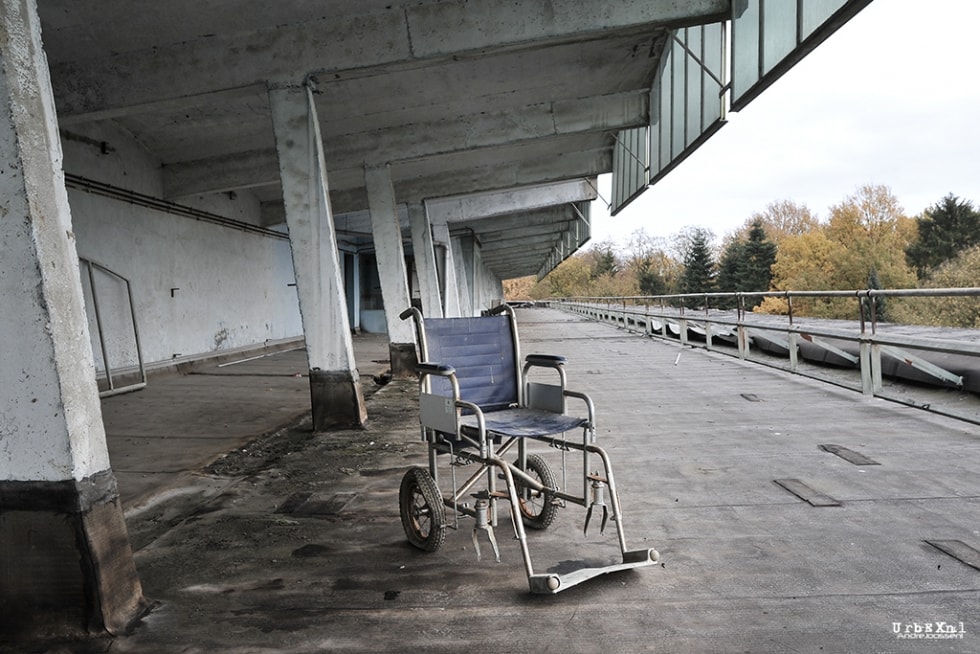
[62,121,302,370]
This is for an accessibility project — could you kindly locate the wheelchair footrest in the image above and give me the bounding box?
[528,548,660,594]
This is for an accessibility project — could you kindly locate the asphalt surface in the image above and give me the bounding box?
[25,309,980,653]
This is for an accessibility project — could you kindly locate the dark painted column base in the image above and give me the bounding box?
[309,369,368,431]
[0,470,148,640]
[389,342,418,379]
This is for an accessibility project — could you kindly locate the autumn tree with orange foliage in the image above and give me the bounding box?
[760,184,917,318]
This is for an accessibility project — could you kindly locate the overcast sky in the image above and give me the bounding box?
[589,0,980,247]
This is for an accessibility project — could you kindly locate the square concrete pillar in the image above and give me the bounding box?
[0,0,145,637]
[365,164,418,377]
[430,217,464,318]
[270,83,366,429]
[408,202,443,319]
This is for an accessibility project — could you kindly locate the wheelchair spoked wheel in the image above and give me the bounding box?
[399,467,447,552]
[514,454,559,530]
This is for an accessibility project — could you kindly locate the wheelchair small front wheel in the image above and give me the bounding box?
[515,454,560,530]
[399,467,446,552]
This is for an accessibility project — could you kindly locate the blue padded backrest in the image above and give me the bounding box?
[423,316,518,411]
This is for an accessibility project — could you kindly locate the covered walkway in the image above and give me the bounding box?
[66,307,980,652]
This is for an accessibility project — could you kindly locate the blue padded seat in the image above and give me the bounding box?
[460,409,586,438]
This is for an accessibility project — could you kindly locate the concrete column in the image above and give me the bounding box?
[269,83,366,430]
[364,164,417,377]
[430,217,463,317]
[453,235,476,316]
[408,203,443,319]
[0,0,145,637]
[345,252,361,332]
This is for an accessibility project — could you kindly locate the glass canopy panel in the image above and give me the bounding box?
[647,22,727,188]
[610,126,649,215]
[802,0,849,38]
[732,0,761,106]
[613,22,728,214]
[732,0,872,111]
[701,24,725,132]
[762,2,797,75]
[657,52,672,173]
[670,39,687,162]
[610,0,872,216]
[685,28,704,147]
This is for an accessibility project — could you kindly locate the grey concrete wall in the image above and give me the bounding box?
[62,122,302,370]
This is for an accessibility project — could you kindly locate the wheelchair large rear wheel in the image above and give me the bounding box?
[515,454,559,530]
[399,467,446,552]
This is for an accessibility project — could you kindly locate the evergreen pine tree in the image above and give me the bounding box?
[715,240,744,309]
[906,194,980,277]
[680,228,716,308]
[637,257,668,296]
[591,246,619,279]
[739,219,777,308]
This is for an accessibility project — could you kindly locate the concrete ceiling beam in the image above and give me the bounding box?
[332,90,647,168]
[47,0,725,121]
[429,179,596,224]
[463,221,575,244]
[161,89,639,198]
[335,147,612,214]
[166,133,611,207]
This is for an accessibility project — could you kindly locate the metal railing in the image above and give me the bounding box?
[547,288,980,425]
[79,257,147,397]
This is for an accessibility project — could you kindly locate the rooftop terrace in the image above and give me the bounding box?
[52,307,979,653]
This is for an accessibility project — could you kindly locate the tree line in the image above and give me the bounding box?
[503,184,980,327]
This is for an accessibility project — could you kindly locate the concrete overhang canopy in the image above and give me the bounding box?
[427,178,596,280]
[317,179,594,279]
[39,0,727,215]
[449,203,591,281]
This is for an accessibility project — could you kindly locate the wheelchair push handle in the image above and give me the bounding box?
[415,362,456,376]
[399,307,422,321]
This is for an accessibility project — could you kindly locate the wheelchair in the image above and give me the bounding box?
[398,304,659,594]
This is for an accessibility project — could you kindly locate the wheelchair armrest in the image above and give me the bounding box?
[525,354,567,369]
[416,362,456,377]
[563,389,597,442]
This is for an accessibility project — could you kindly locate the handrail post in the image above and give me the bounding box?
[788,329,799,371]
[859,335,874,396]
[678,302,688,347]
[736,294,748,360]
[703,296,712,351]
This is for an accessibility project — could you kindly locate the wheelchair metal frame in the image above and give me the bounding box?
[398,304,658,594]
